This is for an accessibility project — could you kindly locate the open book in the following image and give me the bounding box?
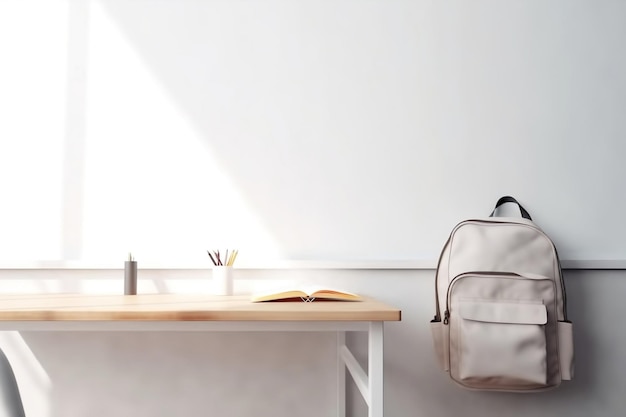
[250,286,362,303]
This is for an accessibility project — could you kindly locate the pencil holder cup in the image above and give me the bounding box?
[212,266,233,296]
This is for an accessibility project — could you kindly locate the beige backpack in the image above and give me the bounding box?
[430,196,574,391]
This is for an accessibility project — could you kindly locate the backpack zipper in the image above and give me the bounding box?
[443,271,557,326]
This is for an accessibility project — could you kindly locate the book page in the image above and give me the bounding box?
[250,285,361,302]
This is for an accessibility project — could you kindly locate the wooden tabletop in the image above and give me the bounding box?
[0,294,401,322]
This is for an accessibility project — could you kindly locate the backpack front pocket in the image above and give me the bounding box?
[455,300,547,387]
[445,272,557,391]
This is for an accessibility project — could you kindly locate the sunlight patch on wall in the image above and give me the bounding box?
[80,2,282,265]
[0,1,67,261]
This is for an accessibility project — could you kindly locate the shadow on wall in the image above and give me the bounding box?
[0,332,50,417]
[560,271,599,400]
[0,347,26,417]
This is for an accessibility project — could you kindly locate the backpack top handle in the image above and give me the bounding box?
[489,196,533,221]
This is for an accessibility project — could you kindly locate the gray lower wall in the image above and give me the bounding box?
[0,268,622,417]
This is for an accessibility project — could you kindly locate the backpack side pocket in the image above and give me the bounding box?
[430,319,449,371]
[558,321,574,380]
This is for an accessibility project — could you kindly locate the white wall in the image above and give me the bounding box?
[1,0,626,416]
[1,0,625,265]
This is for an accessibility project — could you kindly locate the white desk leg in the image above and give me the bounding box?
[368,322,384,417]
[337,331,346,417]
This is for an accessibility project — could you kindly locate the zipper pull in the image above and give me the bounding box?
[443,310,449,325]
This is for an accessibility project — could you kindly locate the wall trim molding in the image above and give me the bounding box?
[0,259,625,270]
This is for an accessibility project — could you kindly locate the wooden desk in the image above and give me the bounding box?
[0,294,401,417]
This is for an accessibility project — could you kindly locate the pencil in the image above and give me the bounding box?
[207,250,218,266]
[230,249,238,266]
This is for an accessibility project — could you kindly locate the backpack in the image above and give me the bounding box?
[430,196,574,392]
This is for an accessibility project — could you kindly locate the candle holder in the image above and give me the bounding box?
[124,254,137,295]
